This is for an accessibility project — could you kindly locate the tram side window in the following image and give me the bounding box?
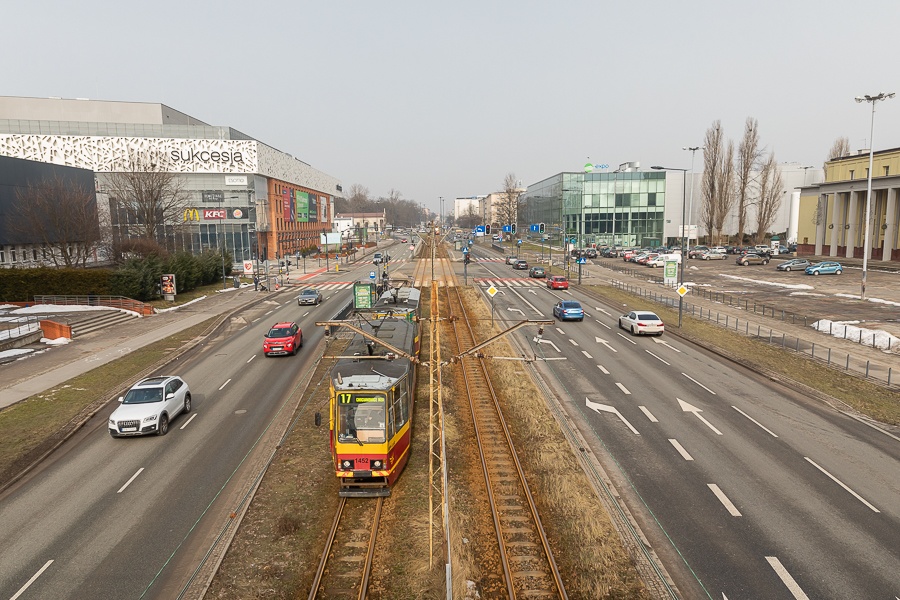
[390,382,409,436]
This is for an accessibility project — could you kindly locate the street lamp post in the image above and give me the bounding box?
[652,165,688,327]
[855,92,895,300]
[219,197,227,289]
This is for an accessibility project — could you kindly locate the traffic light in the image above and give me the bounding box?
[485,224,491,235]
[539,222,545,234]
[511,223,517,234]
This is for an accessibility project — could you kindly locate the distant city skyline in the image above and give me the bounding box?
[5,0,898,213]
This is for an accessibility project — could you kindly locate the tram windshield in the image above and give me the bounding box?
[336,393,386,444]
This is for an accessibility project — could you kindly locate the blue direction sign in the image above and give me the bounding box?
[462,247,469,253]
[502,225,512,233]
[530,224,540,232]
[578,257,587,264]
[475,225,485,233]
[369,271,377,280]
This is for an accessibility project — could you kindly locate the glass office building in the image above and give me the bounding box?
[522,169,671,249]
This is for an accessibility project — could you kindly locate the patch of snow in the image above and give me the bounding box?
[155,295,208,313]
[790,291,827,297]
[719,274,814,290]
[834,293,900,308]
[0,348,34,360]
[41,337,71,345]
[811,319,900,353]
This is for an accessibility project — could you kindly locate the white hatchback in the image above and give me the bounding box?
[109,376,192,437]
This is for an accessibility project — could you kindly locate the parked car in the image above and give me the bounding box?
[699,250,728,260]
[506,255,518,265]
[547,275,569,290]
[528,266,546,278]
[776,258,810,272]
[108,376,191,437]
[688,246,710,259]
[263,321,303,356]
[553,300,584,321]
[619,310,665,336]
[297,288,323,305]
[754,244,772,254]
[636,252,659,265]
[583,248,598,258]
[805,261,843,275]
[736,253,770,266]
[647,253,681,267]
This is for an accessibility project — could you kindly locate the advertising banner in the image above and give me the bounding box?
[296,191,309,223]
[282,190,291,221]
[243,260,254,274]
[161,274,176,296]
[664,261,678,286]
[203,209,226,220]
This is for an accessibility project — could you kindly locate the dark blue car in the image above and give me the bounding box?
[553,300,584,321]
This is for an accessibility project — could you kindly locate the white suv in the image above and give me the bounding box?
[109,376,192,437]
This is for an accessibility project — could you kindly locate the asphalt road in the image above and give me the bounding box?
[461,243,900,600]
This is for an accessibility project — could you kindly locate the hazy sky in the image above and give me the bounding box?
[6,1,900,212]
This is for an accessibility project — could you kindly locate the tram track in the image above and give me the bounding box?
[307,497,383,600]
[444,286,568,599]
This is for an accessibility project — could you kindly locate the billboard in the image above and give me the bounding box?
[296,191,309,223]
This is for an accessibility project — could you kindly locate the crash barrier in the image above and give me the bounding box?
[610,279,897,390]
[33,295,154,316]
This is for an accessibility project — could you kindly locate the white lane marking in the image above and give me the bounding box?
[678,398,723,435]
[10,559,54,600]
[839,410,900,442]
[804,457,880,512]
[302,311,310,317]
[264,310,273,316]
[556,327,565,335]
[247,355,256,363]
[251,317,260,323]
[581,350,593,359]
[594,319,611,330]
[765,556,811,600]
[283,300,291,305]
[638,406,658,422]
[707,483,742,516]
[595,306,611,316]
[569,339,579,346]
[586,398,640,435]
[615,382,631,395]
[682,373,717,394]
[616,332,637,345]
[180,413,197,430]
[645,350,670,365]
[597,365,610,374]
[732,406,778,438]
[668,439,694,460]
[118,468,145,494]
[219,378,232,391]
[507,286,545,316]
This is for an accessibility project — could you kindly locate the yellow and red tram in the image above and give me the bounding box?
[329,316,419,497]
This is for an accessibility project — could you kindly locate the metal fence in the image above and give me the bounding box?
[610,280,897,389]
[0,314,42,341]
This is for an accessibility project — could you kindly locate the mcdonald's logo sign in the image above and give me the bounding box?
[183,208,200,222]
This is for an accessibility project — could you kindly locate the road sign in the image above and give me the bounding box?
[570,238,577,244]
[577,257,586,264]
[677,285,689,297]
[468,239,473,245]
[475,225,485,233]
[502,225,512,233]
[487,285,498,297]
[517,239,522,245]
[369,271,376,280]
[462,247,469,253]
[530,224,539,232]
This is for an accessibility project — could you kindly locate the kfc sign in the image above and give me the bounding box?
[204,209,226,220]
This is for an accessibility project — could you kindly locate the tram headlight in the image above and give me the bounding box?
[372,460,383,469]
[341,459,353,469]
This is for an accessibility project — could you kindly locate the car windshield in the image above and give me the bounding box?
[337,395,386,444]
[267,327,293,338]
[300,290,317,296]
[123,387,164,404]
[637,313,659,320]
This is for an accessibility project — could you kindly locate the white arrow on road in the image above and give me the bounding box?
[586,398,639,434]
[533,339,561,352]
[595,307,611,316]
[678,398,723,435]
[507,307,525,315]
[529,289,538,295]
[653,337,682,352]
[595,337,618,353]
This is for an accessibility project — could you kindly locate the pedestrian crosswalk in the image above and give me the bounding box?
[472,278,551,288]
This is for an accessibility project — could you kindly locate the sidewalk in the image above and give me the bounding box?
[0,287,264,410]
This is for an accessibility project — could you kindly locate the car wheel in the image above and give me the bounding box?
[762,260,769,265]
[813,271,819,276]
[631,325,637,336]
[741,261,748,266]
[835,269,842,275]
[157,414,169,436]
[184,393,192,414]
[784,266,791,272]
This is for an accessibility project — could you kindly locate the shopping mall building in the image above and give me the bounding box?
[0,96,341,269]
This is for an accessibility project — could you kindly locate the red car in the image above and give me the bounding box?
[263,321,303,356]
[547,276,569,290]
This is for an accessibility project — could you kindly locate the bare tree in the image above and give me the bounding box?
[826,136,851,165]
[496,172,523,234]
[713,140,736,244]
[754,152,784,243]
[104,156,191,243]
[12,175,101,267]
[735,118,762,245]
[700,122,725,244]
[458,204,481,229]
